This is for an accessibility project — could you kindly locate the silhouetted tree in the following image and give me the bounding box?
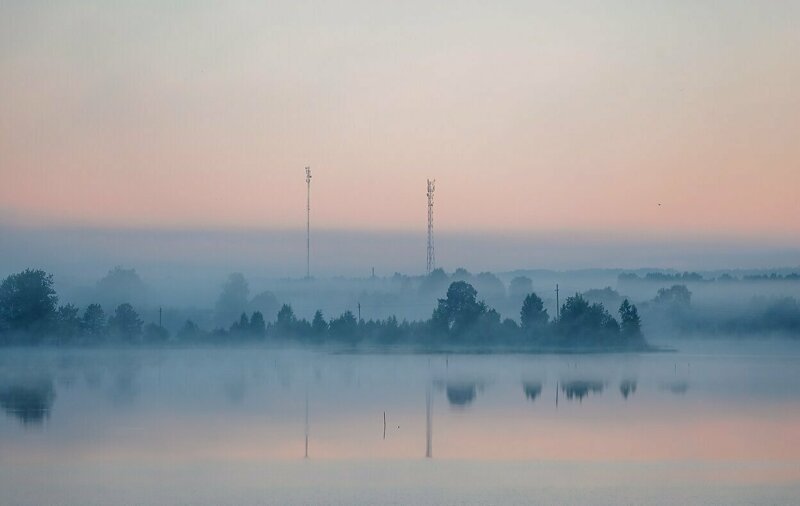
[249,311,266,337]
[214,273,249,327]
[520,292,548,331]
[108,303,143,342]
[619,299,642,340]
[230,313,250,335]
[0,269,58,338]
[82,304,106,339]
[56,304,81,342]
[431,281,488,337]
[329,310,358,340]
[556,294,620,343]
[311,310,328,337]
[274,304,297,336]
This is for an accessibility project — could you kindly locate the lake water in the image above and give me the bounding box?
[2,345,800,505]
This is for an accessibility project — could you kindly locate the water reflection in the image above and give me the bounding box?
[1,349,799,504]
[0,378,55,425]
[522,382,543,402]
[560,380,604,402]
[445,382,478,407]
[425,387,432,458]
[661,380,689,395]
[620,379,637,399]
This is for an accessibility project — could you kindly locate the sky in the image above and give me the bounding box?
[1,1,799,274]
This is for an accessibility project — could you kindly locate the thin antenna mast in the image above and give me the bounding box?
[426,179,436,274]
[306,167,312,279]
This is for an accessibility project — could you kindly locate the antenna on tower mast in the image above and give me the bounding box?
[426,179,436,275]
[306,167,312,279]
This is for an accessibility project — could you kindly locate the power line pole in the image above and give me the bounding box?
[555,284,560,320]
[158,306,162,328]
[305,167,312,279]
[357,302,361,323]
[426,179,436,275]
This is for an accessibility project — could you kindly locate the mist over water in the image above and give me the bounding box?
[3,1,800,502]
[2,344,800,505]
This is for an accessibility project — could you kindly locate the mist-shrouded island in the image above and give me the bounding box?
[0,267,649,352]
[5,264,800,352]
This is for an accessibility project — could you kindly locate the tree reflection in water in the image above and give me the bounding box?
[446,383,477,407]
[620,379,637,399]
[0,378,55,426]
[522,382,543,402]
[561,380,604,402]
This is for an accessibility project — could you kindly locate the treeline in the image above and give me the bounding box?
[636,283,800,337]
[619,271,800,283]
[0,269,647,350]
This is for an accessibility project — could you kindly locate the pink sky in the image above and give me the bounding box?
[1,1,799,241]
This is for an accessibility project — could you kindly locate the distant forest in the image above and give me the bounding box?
[4,265,800,348]
[619,271,800,283]
[0,268,647,350]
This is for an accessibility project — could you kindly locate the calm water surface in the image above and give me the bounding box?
[1,345,800,505]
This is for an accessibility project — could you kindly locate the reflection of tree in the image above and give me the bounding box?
[561,380,604,401]
[522,382,543,402]
[661,381,689,395]
[0,379,55,425]
[619,379,637,399]
[446,383,478,407]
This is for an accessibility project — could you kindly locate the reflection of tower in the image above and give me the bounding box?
[426,179,436,274]
[304,392,309,459]
[425,386,433,458]
[305,167,312,279]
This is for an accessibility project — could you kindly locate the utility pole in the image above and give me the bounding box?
[159,306,162,328]
[426,179,436,275]
[555,284,560,320]
[357,302,362,323]
[305,167,312,279]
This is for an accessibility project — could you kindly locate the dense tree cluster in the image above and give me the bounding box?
[0,268,650,349]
